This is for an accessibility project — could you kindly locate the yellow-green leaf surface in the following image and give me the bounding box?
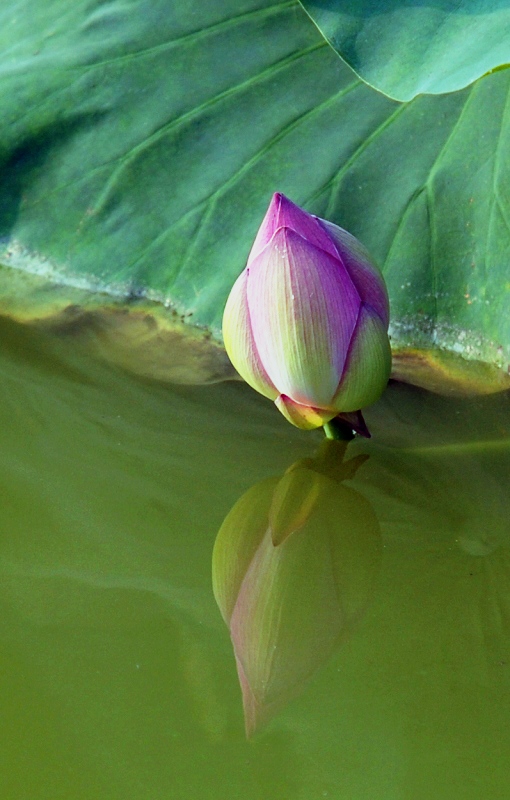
[0,0,509,391]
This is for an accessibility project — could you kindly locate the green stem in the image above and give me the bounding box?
[323,418,355,441]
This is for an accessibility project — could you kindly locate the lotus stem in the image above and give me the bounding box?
[323,418,355,441]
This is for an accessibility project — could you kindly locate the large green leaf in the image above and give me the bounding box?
[0,0,510,391]
[299,0,510,101]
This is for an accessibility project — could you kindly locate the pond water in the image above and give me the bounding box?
[1,315,509,799]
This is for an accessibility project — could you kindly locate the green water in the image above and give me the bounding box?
[1,315,510,799]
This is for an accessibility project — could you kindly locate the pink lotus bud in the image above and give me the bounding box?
[212,441,381,736]
[222,194,391,434]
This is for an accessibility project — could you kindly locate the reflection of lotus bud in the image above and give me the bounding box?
[222,193,391,434]
[212,441,381,736]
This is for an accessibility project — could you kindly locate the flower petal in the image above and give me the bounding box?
[332,304,392,412]
[269,467,324,546]
[212,477,279,625]
[275,394,337,430]
[248,193,338,264]
[319,219,390,327]
[248,228,361,406]
[222,269,278,401]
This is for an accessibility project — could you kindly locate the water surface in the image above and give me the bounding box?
[1,316,509,799]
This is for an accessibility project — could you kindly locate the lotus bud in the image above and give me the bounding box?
[222,193,391,436]
[212,440,381,736]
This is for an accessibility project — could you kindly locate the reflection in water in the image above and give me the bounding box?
[212,440,381,735]
[2,316,510,796]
